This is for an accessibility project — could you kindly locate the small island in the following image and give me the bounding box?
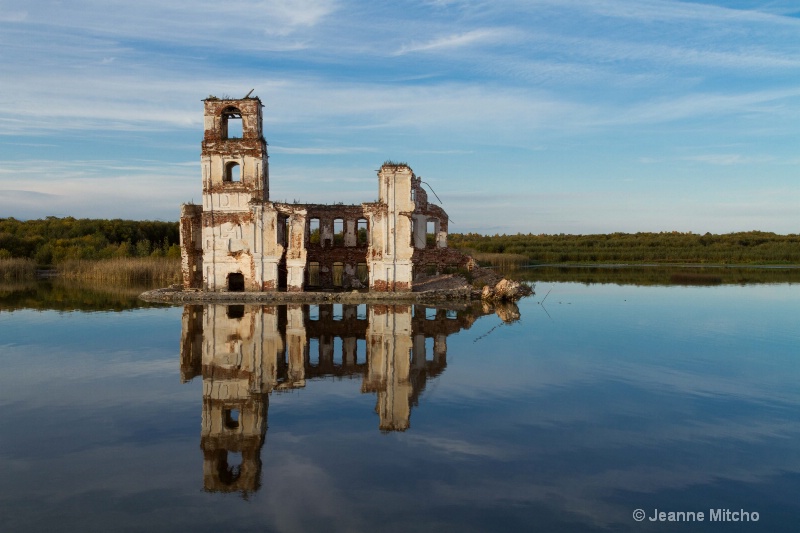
[140,94,529,305]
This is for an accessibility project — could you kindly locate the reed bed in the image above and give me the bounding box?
[0,279,165,312]
[0,258,37,281]
[468,252,529,269]
[57,257,181,286]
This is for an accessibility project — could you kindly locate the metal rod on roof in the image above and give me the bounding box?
[420,181,443,204]
[420,180,453,224]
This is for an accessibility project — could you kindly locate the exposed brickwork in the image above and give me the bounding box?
[180,205,203,289]
[201,211,253,227]
[412,247,471,276]
[371,280,390,292]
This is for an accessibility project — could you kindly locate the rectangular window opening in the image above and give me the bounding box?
[333,219,345,246]
[309,218,320,245]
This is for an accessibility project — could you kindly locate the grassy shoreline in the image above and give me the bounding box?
[57,258,181,285]
[452,231,800,265]
[3,253,799,289]
[4,259,800,305]
[0,257,180,285]
[0,258,37,281]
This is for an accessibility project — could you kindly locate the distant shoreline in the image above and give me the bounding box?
[451,231,800,265]
[523,263,800,269]
[3,257,799,286]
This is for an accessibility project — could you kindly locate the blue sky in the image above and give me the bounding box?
[1,0,798,234]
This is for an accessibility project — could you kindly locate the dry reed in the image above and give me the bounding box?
[57,257,181,285]
[0,258,37,281]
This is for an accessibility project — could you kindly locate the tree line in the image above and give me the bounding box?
[3,218,798,266]
[0,217,181,265]
[449,231,800,264]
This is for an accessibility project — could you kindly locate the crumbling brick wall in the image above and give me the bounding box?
[180,204,203,289]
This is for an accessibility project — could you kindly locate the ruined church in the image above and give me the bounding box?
[180,95,469,292]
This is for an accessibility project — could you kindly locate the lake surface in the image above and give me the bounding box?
[1,274,799,532]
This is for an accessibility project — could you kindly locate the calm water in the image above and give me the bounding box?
[1,278,799,532]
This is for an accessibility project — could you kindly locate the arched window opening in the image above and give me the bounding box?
[221,107,243,139]
[308,218,320,245]
[357,218,368,246]
[224,162,241,183]
[227,272,245,292]
[333,219,344,246]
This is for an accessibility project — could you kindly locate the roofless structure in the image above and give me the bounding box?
[180,95,470,293]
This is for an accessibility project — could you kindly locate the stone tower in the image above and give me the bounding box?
[181,96,289,292]
[367,164,416,291]
[201,97,269,204]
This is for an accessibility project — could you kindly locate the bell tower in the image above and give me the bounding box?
[201,96,269,204]
[191,95,283,292]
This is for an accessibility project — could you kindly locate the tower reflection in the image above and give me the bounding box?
[180,302,518,495]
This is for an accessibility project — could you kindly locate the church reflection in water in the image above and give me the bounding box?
[179,302,518,495]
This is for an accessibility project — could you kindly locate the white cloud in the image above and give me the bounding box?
[264,0,339,34]
[681,154,775,166]
[522,0,800,26]
[404,434,512,460]
[612,87,800,125]
[0,159,196,219]
[395,27,518,55]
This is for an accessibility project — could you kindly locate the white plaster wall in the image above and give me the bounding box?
[202,220,253,291]
[370,166,416,290]
[285,213,307,291]
[203,192,253,212]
